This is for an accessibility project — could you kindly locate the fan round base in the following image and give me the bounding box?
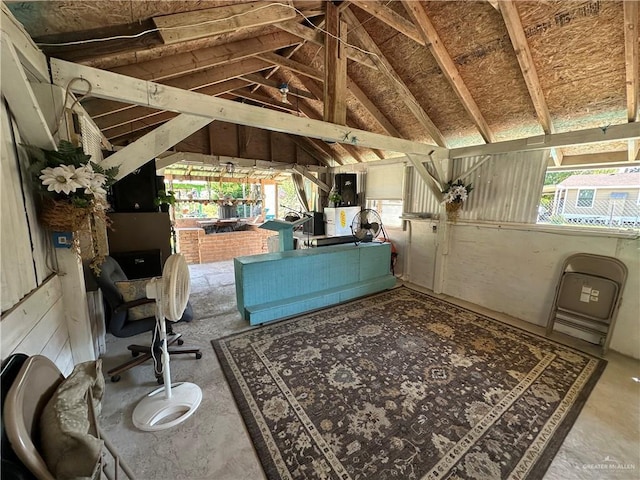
[132,382,202,431]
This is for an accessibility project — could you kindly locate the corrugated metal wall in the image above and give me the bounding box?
[453,151,547,223]
[404,165,441,214]
[404,151,548,223]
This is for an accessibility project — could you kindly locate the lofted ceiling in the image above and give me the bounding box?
[6,0,640,170]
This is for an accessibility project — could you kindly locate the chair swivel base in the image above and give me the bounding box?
[107,334,202,383]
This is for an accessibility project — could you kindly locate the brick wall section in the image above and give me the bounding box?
[175,218,203,228]
[176,228,201,264]
[176,225,276,264]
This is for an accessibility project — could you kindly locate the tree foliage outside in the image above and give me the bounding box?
[544,168,619,186]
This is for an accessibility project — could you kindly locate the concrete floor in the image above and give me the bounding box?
[99,260,640,480]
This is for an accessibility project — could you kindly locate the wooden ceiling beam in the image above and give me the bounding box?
[51,59,446,159]
[97,79,250,131]
[276,19,377,69]
[153,2,296,45]
[623,0,638,162]
[85,59,269,119]
[324,1,348,125]
[451,122,640,158]
[109,31,301,82]
[109,115,213,179]
[343,7,447,147]
[624,0,639,122]
[402,1,495,144]
[351,1,424,45]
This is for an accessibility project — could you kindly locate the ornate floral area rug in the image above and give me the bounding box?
[212,287,606,480]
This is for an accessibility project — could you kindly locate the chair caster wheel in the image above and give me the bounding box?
[131,351,140,357]
[195,352,203,360]
[111,375,121,383]
[156,376,164,385]
[177,338,184,346]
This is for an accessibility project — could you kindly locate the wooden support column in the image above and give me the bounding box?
[324,2,348,125]
[57,250,96,363]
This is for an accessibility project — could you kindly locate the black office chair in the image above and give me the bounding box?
[94,256,202,383]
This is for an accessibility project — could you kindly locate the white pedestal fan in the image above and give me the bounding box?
[132,254,202,431]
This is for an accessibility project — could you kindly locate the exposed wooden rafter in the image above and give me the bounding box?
[342,7,447,147]
[497,0,563,165]
[402,1,495,144]
[110,31,300,82]
[351,1,424,45]
[153,2,296,45]
[276,19,377,68]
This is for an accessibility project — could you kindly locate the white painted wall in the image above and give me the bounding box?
[442,223,639,358]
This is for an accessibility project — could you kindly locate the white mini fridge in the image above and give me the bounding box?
[324,207,361,236]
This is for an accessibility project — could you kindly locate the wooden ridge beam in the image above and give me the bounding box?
[351,1,424,45]
[276,19,377,69]
[343,8,447,147]
[403,1,495,144]
[51,58,445,158]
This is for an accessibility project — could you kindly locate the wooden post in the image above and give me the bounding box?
[56,249,96,363]
[324,2,348,125]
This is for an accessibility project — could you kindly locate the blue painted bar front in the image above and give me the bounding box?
[234,243,396,325]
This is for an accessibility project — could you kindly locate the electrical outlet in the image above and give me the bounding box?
[52,232,73,248]
[432,225,437,233]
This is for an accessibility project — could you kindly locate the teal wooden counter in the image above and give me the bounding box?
[234,243,396,325]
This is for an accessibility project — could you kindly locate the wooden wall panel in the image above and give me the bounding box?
[210,121,239,157]
[243,127,271,161]
[270,132,296,163]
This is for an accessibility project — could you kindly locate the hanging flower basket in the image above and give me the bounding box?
[23,140,119,275]
[40,198,93,232]
[445,201,463,222]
